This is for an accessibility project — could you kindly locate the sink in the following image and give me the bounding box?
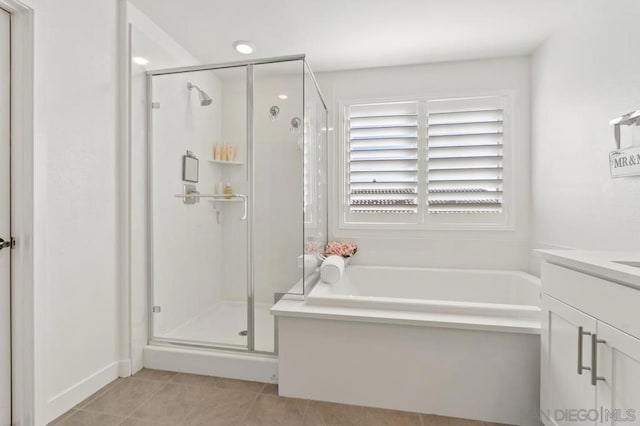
[613,260,640,268]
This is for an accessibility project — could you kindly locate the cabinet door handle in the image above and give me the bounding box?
[578,326,592,374]
[591,333,606,386]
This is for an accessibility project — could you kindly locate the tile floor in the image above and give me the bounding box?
[49,369,508,426]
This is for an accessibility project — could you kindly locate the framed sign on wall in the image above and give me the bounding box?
[610,110,640,178]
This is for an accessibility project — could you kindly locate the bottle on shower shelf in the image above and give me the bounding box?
[227,145,236,162]
[224,183,233,199]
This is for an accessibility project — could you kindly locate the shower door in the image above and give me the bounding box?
[144,56,320,354]
[147,65,251,351]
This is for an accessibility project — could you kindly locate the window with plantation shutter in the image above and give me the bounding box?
[348,101,419,216]
[341,94,510,229]
[426,97,505,214]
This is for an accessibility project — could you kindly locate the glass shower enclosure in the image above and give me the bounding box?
[146,55,327,354]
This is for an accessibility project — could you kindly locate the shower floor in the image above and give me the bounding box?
[160,301,275,353]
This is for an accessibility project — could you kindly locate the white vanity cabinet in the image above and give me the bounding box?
[540,255,640,426]
[541,295,597,425]
[595,322,640,425]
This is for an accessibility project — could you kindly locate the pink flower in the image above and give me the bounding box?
[325,241,358,258]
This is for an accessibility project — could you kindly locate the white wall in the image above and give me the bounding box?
[28,0,122,423]
[316,57,532,271]
[531,0,640,264]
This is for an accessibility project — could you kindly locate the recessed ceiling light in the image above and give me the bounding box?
[233,40,255,55]
[278,94,288,100]
[132,56,149,65]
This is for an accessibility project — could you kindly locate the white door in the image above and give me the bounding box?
[0,7,10,426]
[541,295,597,426]
[595,322,640,425]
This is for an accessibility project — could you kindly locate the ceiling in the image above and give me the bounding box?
[130,0,579,72]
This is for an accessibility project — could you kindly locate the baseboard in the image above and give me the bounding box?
[46,361,120,423]
[118,359,132,377]
[143,345,278,383]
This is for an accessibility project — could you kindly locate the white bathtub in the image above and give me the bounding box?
[307,265,541,322]
[273,265,542,425]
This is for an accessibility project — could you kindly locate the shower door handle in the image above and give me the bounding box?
[238,195,247,221]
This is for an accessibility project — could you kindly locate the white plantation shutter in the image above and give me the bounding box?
[348,102,419,215]
[342,95,510,229]
[426,97,505,214]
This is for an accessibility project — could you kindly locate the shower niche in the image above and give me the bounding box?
[145,56,327,355]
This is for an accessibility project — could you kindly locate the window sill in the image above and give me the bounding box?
[338,221,515,232]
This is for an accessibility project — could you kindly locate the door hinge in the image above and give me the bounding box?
[152,306,161,313]
[151,102,161,109]
[0,237,14,250]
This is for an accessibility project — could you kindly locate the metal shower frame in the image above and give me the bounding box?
[145,54,327,355]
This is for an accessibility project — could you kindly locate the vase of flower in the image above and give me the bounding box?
[325,241,358,263]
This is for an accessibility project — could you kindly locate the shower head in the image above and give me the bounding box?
[187,82,213,106]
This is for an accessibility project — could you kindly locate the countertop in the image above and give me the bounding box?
[537,249,640,289]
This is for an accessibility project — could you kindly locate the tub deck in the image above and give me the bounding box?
[274,265,541,334]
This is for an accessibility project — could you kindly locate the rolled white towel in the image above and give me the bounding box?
[320,255,345,284]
